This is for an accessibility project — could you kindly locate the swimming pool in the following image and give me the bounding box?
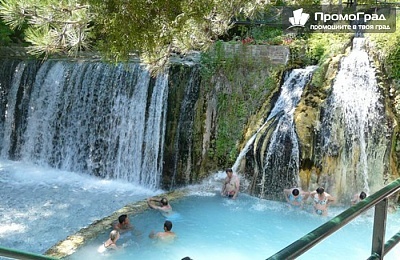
[0,160,159,255]
[68,191,400,260]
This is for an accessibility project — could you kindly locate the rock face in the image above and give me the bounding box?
[1,41,399,202]
[313,38,393,203]
[239,66,317,199]
[0,45,289,191]
[239,38,399,202]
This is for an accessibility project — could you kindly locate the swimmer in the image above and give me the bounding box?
[283,188,309,209]
[149,220,176,241]
[351,191,367,205]
[309,187,335,216]
[221,168,240,199]
[113,214,133,232]
[147,197,173,216]
[98,230,120,253]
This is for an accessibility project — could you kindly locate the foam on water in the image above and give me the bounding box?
[1,161,400,259]
[0,159,161,254]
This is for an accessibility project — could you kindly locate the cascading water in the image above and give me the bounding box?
[0,60,169,188]
[317,37,391,201]
[237,66,317,199]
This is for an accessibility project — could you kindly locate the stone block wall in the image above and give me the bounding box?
[0,44,290,66]
[222,43,290,65]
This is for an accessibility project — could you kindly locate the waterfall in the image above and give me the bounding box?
[239,66,316,199]
[0,60,170,188]
[318,37,391,201]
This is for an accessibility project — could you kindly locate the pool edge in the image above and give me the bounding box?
[44,189,188,259]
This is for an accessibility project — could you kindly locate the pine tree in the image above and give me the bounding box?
[0,0,264,72]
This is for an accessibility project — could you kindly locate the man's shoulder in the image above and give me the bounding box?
[163,232,176,238]
[157,232,175,237]
[112,221,119,228]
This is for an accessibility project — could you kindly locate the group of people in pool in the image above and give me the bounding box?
[97,168,239,255]
[283,187,368,216]
[220,167,367,216]
[98,167,368,255]
[98,196,175,252]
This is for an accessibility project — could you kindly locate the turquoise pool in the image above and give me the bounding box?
[68,192,400,260]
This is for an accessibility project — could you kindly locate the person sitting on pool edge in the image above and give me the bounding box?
[221,168,240,199]
[113,214,133,232]
[149,220,176,241]
[98,229,120,253]
[309,187,335,216]
[351,191,367,205]
[147,196,173,216]
[283,187,309,209]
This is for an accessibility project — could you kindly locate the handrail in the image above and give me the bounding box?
[267,178,400,260]
[0,245,58,260]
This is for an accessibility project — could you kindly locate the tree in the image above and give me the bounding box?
[0,0,265,73]
[0,0,93,56]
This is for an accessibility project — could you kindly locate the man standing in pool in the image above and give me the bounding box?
[221,168,240,199]
[147,197,173,216]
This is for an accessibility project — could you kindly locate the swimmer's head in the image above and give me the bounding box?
[225,168,233,177]
[110,230,120,241]
[316,187,325,195]
[118,214,128,224]
[160,197,168,206]
[164,220,173,231]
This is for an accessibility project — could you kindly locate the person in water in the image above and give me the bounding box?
[283,188,309,209]
[221,168,240,199]
[351,191,367,205]
[149,220,176,241]
[113,214,133,232]
[147,197,173,216]
[98,230,120,253]
[309,187,335,216]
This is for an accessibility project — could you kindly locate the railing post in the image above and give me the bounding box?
[371,198,388,259]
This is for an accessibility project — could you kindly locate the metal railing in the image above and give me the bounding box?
[0,246,58,260]
[267,178,400,260]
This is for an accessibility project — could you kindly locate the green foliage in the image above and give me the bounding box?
[0,0,277,73]
[0,0,93,56]
[388,45,400,81]
[0,20,12,45]
[288,38,308,66]
[89,0,268,73]
[200,42,280,165]
[251,26,283,44]
[199,41,226,82]
[287,32,351,68]
[367,14,400,82]
[306,33,351,64]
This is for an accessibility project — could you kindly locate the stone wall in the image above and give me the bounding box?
[222,43,290,65]
[0,46,29,57]
[0,44,290,66]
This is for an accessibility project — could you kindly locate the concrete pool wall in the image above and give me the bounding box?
[44,190,188,259]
